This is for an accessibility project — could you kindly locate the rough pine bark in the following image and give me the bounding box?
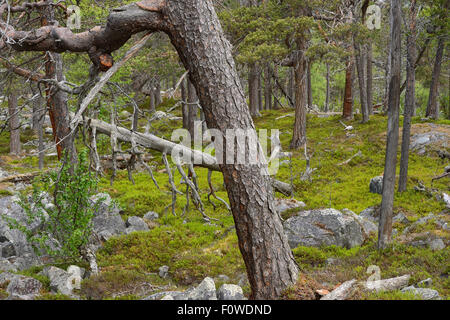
[379,0,401,249]
[343,57,354,120]
[398,0,417,193]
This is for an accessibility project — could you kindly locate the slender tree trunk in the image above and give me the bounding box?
[379,0,401,250]
[41,6,75,163]
[366,44,373,115]
[149,88,156,113]
[272,66,280,109]
[426,37,444,120]
[288,67,294,107]
[325,63,330,112]
[290,37,307,149]
[343,57,354,119]
[187,78,198,137]
[31,85,45,168]
[307,61,312,109]
[354,40,369,123]
[181,77,188,129]
[248,63,260,117]
[399,0,417,193]
[154,77,162,107]
[257,66,263,112]
[264,64,272,110]
[8,92,21,155]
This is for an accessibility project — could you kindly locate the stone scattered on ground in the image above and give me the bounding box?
[369,176,383,194]
[283,208,375,249]
[0,272,42,300]
[322,275,412,300]
[42,265,84,297]
[273,198,306,215]
[159,265,169,279]
[143,211,159,221]
[90,193,127,247]
[401,286,442,300]
[143,277,245,301]
[216,284,245,300]
[125,216,149,234]
[410,131,448,156]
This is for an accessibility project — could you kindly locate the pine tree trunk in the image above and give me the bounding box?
[398,0,417,193]
[366,44,373,115]
[354,40,369,123]
[41,6,75,163]
[325,63,330,113]
[8,92,21,155]
[290,37,307,149]
[187,78,198,137]
[307,62,312,109]
[264,64,272,110]
[426,37,444,120]
[288,67,294,107]
[248,63,260,117]
[181,77,188,129]
[343,57,354,120]
[166,1,299,298]
[379,0,401,249]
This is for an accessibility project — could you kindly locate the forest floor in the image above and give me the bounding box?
[0,107,448,300]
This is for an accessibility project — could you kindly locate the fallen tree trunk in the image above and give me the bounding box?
[79,115,293,196]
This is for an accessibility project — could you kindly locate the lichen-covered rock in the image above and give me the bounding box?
[401,286,442,300]
[0,272,42,300]
[90,193,126,246]
[143,211,159,221]
[369,176,383,194]
[0,196,42,270]
[143,277,218,301]
[283,208,367,249]
[217,284,244,300]
[273,198,306,215]
[43,265,83,296]
[125,216,149,234]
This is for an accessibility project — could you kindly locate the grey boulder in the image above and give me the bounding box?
[283,208,368,249]
[0,272,42,300]
[217,284,245,300]
[125,216,149,234]
[369,176,383,194]
[401,286,442,300]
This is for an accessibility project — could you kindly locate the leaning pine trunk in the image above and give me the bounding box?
[166,0,299,298]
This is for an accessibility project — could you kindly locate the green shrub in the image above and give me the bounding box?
[4,150,102,262]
